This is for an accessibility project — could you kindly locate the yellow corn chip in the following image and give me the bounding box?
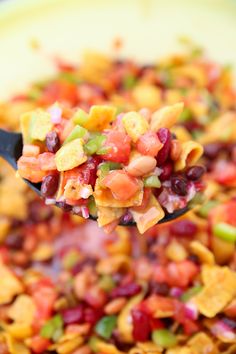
[94,181,143,208]
[187,332,218,354]
[150,102,184,132]
[0,262,23,305]
[195,267,236,317]
[190,241,215,265]
[130,195,165,234]
[4,333,30,354]
[8,295,36,325]
[96,341,125,354]
[97,206,125,227]
[84,105,116,131]
[96,255,131,275]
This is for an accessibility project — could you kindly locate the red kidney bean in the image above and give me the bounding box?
[203,142,223,159]
[28,200,54,222]
[76,156,101,187]
[5,232,24,250]
[156,128,172,166]
[170,220,197,237]
[171,176,188,196]
[159,162,173,181]
[56,201,72,212]
[149,282,169,296]
[46,131,60,153]
[186,166,205,181]
[131,309,151,342]
[84,307,103,325]
[61,305,84,325]
[41,174,59,197]
[111,283,142,298]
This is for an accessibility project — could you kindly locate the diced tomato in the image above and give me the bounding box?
[136,132,163,157]
[38,152,56,171]
[132,188,151,211]
[63,157,101,188]
[140,295,176,317]
[39,81,78,106]
[18,156,41,171]
[209,200,236,227]
[84,285,107,309]
[213,162,236,186]
[154,261,198,288]
[18,156,46,182]
[149,317,164,330]
[183,319,200,335]
[103,170,140,201]
[224,299,236,318]
[29,336,51,353]
[0,247,9,264]
[29,279,57,330]
[101,130,131,163]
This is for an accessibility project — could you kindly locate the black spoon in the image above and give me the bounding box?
[0,128,188,225]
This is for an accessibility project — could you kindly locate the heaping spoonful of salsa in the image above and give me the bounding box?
[0,102,205,233]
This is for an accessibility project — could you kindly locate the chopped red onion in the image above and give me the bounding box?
[211,320,236,341]
[153,167,163,177]
[185,302,198,320]
[48,103,62,124]
[170,287,183,298]
[45,198,56,205]
[73,206,81,215]
[81,206,89,219]
[80,186,93,199]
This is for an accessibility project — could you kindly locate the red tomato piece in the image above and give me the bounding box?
[101,130,131,164]
[136,132,163,157]
[140,295,176,316]
[17,156,46,182]
[63,157,101,188]
[209,200,236,227]
[30,279,57,329]
[103,170,140,201]
[38,152,56,171]
[167,261,198,288]
[40,81,78,106]
[29,336,51,354]
[154,261,198,288]
[213,162,236,186]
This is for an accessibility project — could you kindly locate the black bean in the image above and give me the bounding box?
[46,131,60,153]
[41,174,59,198]
[186,165,205,181]
[171,176,188,196]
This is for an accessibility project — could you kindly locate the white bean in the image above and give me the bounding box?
[126,155,156,177]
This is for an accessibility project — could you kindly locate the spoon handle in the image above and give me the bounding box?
[0,129,22,169]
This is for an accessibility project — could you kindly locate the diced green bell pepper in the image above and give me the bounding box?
[213,222,236,243]
[95,315,117,340]
[198,200,219,218]
[144,175,161,188]
[152,329,177,348]
[181,285,203,302]
[63,125,88,144]
[72,109,89,126]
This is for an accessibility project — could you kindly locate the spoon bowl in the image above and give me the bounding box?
[0,128,188,225]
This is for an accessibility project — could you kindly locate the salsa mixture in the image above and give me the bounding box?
[17,100,204,234]
[0,45,236,354]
